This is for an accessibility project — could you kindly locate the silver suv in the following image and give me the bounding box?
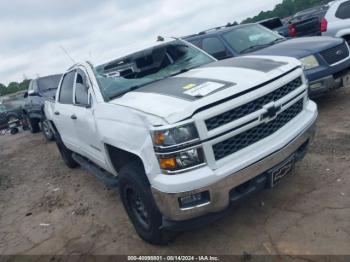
[323,0,350,43]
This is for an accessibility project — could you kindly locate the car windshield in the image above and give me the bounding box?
[222,24,284,54]
[94,40,215,100]
[37,75,62,92]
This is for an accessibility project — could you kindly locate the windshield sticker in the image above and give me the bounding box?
[183,83,197,90]
[184,82,225,97]
[133,77,234,101]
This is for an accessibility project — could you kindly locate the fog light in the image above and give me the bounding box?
[159,157,177,169]
[178,191,210,209]
[310,82,322,90]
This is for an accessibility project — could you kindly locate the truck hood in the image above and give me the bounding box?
[251,36,344,59]
[109,56,301,124]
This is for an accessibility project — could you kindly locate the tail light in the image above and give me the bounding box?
[288,24,297,37]
[321,18,328,32]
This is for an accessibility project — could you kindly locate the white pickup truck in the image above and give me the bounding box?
[45,39,317,244]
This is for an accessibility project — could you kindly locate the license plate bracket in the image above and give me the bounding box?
[268,155,295,188]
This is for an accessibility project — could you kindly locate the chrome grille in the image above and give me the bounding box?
[320,42,349,65]
[213,99,304,160]
[205,77,302,131]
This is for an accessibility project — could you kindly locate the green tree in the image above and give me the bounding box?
[0,83,7,96]
[241,0,333,23]
[0,79,31,97]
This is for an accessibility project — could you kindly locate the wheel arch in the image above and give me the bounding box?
[6,112,19,121]
[105,144,148,179]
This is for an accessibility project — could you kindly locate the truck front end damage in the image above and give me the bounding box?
[142,62,318,227]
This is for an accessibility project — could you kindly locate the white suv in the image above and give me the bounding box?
[323,0,350,43]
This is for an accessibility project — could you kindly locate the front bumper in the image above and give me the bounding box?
[308,68,350,97]
[152,119,316,223]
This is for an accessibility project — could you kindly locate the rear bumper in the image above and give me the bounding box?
[152,117,316,223]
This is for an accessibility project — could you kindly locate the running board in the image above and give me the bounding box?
[72,153,118,188]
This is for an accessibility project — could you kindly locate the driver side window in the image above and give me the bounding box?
[74,72,89,106]
[202,37,232,60]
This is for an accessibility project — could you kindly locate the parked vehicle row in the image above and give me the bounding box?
[44,38,318,244]
[183,23,350,97]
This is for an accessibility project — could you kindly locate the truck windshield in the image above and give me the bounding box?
[94,40,215,100]
[222,24,285,54]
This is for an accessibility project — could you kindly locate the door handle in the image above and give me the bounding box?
[71,114,77,120]
[54,111,60,115]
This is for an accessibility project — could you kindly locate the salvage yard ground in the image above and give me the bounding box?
[0,88,350,256]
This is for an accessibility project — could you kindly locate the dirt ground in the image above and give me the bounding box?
[0,88,349,256]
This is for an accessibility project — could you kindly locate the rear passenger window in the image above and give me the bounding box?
[59,71,75,104]
[336,1,350,19]
[202,37,231,60]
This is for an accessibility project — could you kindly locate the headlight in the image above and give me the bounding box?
[157,147,205,173]
[152,123,205,173]
[152,123,199,148]
[299,55,319,70]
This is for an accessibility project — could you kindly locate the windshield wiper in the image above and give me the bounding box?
[169,68,190,77]
[240,38,285,54]
[269,38,286,44]
[240,44,272,54]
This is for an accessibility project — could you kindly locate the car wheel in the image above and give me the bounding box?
[10,127,19,135]
[24,115,40,133]
[55,136,79,168]
[41,119,54,141]
[118,162,176,245]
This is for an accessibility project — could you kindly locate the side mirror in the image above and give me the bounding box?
[23,92,28,98]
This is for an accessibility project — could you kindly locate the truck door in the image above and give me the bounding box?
[53,70,81,153]
[72,69,106,168]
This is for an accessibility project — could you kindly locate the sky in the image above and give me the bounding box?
[0,0,282,85]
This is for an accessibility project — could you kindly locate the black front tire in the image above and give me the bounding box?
[24,115,40,133]
[118,162,176,245]
[41,119,55,141]
[55,136,79,168]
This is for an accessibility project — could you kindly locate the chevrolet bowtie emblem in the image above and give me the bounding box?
[262,103,281,121]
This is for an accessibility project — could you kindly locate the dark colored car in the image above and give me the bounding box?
[183,23,350,97]
[258,17,289,37]
[23,74,62,140]
[0,103,22,130]
[288,5,329,37]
